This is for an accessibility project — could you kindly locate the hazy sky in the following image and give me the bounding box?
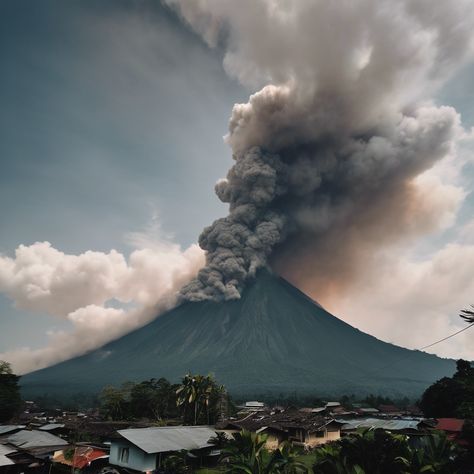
[0,0,245,352]
[1,0,474,372]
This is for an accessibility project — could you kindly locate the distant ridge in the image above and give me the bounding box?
[21,270,455,398]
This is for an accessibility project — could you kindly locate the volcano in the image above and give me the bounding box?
[21,271,455,399]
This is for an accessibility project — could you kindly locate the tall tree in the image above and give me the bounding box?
[99,383,133,420]
[130,378,178,420]
[0,361,21,422]
[419,359,474,418]
[176,373,222,425]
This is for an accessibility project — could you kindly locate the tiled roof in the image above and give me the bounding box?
[219,409,340,434]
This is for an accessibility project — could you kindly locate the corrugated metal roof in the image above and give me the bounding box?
[39,424,65,431]
[0,445,16,456]
[0,445,16,467]
[340,418,421,431]
[118,426,216,454]
[0,455,14,466]
[0,425,24,436]
[7,430,68,449]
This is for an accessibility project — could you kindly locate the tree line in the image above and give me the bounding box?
[100,373,231,425]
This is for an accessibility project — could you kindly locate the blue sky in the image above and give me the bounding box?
[1,0,474,368]
[0,0,247,351]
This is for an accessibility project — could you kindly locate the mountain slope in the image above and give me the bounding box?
[21,271,455,398]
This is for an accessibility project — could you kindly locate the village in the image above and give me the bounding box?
[0,394,471,474]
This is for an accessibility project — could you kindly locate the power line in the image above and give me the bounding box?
[370,322,474,376]
[418,322,474,351]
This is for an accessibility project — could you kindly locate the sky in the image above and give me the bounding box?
[0,0,474,373]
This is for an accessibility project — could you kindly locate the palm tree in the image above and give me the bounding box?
[460,305,474,323]
[312,430,460,474]
[176,373,199,424]
[267,442,307,473]
[176,373,217,425]
[222,431,307,474]
[313,444,365,474]
[221,430,267,473]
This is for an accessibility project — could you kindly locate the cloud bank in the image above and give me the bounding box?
[0,240,204,373]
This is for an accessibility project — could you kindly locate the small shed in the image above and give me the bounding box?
[110,426,216,472]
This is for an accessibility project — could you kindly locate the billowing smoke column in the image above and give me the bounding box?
[180,148,287,300]
[172,0,474,302]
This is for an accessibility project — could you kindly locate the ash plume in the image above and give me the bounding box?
[171,0,474,302]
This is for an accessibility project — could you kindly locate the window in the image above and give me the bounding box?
[119,447,129,463]
[315,430,325,438]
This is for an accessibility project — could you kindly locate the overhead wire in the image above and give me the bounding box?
[369,322,474,376]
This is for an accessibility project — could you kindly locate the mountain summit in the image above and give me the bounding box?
[21,271,454,398]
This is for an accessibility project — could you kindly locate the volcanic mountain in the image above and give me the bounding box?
[21,271,455,399]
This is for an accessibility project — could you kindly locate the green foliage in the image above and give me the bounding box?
[176,373,226,425]
[99,378,180,421]
[312,430,462,474]
[130,378,179,420]
[0,360,13,374]
[0,361,21,422]
[419,359,474,418]
[209,431,230,449]
[161,451,190,473]
[222,430,307,473]
[99,374,227,422]
[99,383,133,420]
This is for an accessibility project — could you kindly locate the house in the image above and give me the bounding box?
[217,408,343,449]
[2,430,68,456]
[108,426,217,472]
[340,418,430,436]
[299,407,326,415]
[236,401,267,415]
[434,418,466,445]
[378,405,403,416]
[0,429,69,473]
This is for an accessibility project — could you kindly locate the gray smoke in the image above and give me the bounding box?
[171,0,474,302]
[180,148,287,300]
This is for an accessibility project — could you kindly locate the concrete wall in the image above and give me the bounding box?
[109,440,157,472]
[305,428,341,447]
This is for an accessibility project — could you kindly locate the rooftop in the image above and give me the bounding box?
[117,426,216,454]
[5,430,68,450]
[340,418,423,432]
[435,418,465,433]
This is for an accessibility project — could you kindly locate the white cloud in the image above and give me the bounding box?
[0,238,204,374]
[330,239,474,361]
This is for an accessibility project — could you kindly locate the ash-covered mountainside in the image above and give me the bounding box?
[21,271,455,398]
